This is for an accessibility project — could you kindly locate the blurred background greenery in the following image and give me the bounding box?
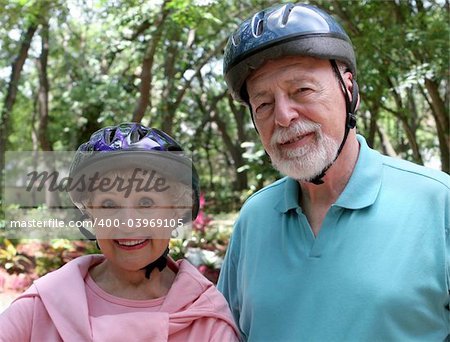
[0,0,448,288]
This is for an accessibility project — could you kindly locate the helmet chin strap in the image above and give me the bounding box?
[91,241,170,280]
[308,60,358,185]
[142,247,170,279]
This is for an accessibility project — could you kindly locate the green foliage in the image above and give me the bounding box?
[170,210,236,283]
[34,239,99,276]
[0,0,448,219]
[0,239,33,273]
[167,0,223,27]
[0,0,448,291]
[0,238,99,292]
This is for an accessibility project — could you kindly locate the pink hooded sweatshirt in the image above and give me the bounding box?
[0,255,239,341]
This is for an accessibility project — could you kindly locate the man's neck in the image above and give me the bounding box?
[298,134,360,236]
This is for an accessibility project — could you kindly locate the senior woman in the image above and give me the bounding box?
[0,123,238,341]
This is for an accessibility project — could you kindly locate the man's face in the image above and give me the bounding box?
[247,56,351,181]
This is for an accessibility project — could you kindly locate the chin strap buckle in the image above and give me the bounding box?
[347,112,357,129]
[143,247,170,279]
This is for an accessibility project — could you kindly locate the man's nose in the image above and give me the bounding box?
[273,96,298,127]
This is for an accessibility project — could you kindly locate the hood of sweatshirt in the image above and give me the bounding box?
[17,254,237,341]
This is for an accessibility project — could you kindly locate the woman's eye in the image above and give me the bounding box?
[101,199,118,209]
[139,197,155,208]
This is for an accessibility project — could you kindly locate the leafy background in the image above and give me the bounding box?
[0,0,448,292]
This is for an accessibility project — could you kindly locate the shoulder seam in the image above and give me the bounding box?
[246,177,287,202]
[382,161,450,190]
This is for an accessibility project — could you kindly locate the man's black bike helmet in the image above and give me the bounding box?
[223,3,357,103]
[223,3,359,184]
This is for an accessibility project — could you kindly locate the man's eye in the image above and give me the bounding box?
[139,197,155,208]
[255,102,272,115]
[256,103,269,111]
[295,87,312,94]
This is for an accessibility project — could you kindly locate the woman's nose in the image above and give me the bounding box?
[112,206,147,238]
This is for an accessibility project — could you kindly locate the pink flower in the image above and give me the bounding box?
[193,193,212,233]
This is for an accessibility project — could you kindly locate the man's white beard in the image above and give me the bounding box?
[267,120,339,182]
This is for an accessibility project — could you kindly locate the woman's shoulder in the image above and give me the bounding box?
[164,259,239,339]
[36,254,104,284]
[0,292,36,340]
[165,259,230,313]
[5,254,104,310]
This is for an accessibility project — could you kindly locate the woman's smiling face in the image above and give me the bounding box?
[86,168,186,272]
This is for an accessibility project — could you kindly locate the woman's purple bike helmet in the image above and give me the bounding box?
[69,122,199,220]
[69,122,199,279]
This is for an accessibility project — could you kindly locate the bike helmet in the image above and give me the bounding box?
[69,122,200,219]
[69,122,200,279]
[223,3,359,184]
[223,2,356,103]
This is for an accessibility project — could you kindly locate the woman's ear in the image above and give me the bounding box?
[83,210,93,221]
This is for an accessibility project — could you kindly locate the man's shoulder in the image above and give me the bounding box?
[247,177,288,199]
[379,154,449,190]
[241,177,288,210]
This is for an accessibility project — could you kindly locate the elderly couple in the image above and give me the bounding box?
[1,3,448,341]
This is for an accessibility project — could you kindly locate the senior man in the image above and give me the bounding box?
[217,3,450,341]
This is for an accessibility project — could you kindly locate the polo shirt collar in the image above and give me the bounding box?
[275,177,301,213]
[275,135,382,212]
[334,135,382,209]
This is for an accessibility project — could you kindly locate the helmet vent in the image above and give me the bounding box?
[106,128,117,144]
[231,32,240,46]
[130,126,147,142]
[281,3,294,26]
[251,11,265,37]
[167,145,183,152]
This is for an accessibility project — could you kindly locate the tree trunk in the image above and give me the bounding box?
[377,126,398,157]
[36,23,62,208]
[37,23,52,152]
[160,29,181,136]
[405,87,423,165]
[194,91,248,192]
[161,36,229,136]
[363,99,381,148]
[132,2,170,123]
[0,24,38,212]
[212,112,248,191]
[0,24,38,180]
[387,78,423,164]
[228,95,248,143]
[424,78,449,172]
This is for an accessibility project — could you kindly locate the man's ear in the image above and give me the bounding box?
[353,80,360,113]
[344,71,360,112]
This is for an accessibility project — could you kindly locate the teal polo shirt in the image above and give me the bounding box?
[218,135,450,341]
